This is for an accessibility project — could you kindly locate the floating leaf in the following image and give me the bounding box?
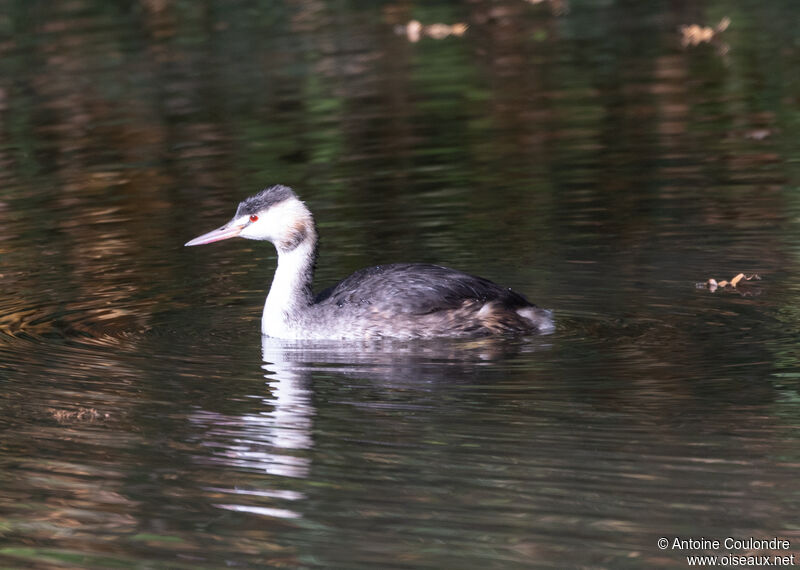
[700,273,761,293]
[397,20,468,43]
[679,17,731,47]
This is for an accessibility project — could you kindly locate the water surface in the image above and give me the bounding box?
[1,0,799,568]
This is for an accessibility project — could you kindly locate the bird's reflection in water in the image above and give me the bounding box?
[261,334,550,386]
[190,335,551,519]
[187,339,319,480]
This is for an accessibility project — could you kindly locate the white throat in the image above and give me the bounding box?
[262,238,315,337]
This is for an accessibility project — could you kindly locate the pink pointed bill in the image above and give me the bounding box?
[185,223,243,246]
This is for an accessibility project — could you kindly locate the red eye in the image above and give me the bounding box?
[249,214,258,222]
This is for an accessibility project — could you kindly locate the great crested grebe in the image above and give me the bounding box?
[185,185,553,339]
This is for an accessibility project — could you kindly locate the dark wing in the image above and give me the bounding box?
[314,263,534,314]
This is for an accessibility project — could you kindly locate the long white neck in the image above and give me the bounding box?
[262,236,317,337]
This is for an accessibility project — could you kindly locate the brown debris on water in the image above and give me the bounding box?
[397,20,468,43]
[680,17,730,47]
[48,407,111,424]
[744,128,774,140]
[700,272,761,293]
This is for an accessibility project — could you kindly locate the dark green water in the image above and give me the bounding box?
[1,0,799,568]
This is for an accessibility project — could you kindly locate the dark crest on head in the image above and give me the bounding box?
[235,184,296,217]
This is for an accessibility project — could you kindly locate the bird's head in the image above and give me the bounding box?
[185,185,315,253]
